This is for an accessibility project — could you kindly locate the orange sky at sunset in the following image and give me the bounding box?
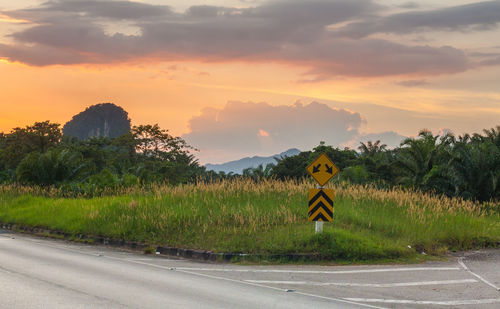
[1,0,499,163]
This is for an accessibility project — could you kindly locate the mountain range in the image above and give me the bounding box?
[205,148,301,174]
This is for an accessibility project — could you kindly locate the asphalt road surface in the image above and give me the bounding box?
[0,230,499,309]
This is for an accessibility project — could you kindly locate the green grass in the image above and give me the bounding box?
[0,179,498,262]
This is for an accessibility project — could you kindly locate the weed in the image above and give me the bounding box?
[0,179,498,262]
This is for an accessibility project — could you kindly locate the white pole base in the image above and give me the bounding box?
[315,221,323,233]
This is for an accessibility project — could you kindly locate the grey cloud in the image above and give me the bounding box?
[14,0,173,21]
[3,21,143,65]
[468,51,500,65]
[247,0,381,25]
[480,56,500,65]
[183,101,362,155]
[0,43,85,66]
[0,0,478,77]
[396,79,430,87]
[395,2,420,9]
[336,1,500,38]
[239,0,262,4]
[293,39,468,77]
[186,5,229,18]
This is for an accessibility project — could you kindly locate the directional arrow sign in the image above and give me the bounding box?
[308,188,334,222]
[306,153,339,186]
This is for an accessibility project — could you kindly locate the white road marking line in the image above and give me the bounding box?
[0,267,12,274]
[175,268,387,309]
[292,291,387,309]
[458,258,500,291]
[344,298,500,306]
[98,255,387,309]
[244,279,478,287]
[172,266,460,274]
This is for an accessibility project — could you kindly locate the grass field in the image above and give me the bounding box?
[0,179,498,262]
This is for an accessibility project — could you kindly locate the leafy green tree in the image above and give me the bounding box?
[310,141,358,170]
[0,133,8,182]
[270,142,357,181]
[26,121,62,152]
[0,121,62,169]
[130,124,200,183]
[271,151,311,180]
[63,137,113,174]
[132,124,193,160]
[341,165,370,184]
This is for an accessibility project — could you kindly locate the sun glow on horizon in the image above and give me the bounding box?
[1,0,499,163]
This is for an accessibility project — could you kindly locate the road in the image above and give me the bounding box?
[0,230,499,309]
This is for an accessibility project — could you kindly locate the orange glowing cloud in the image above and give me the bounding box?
[258,129,269,137]
[0,13,29,24]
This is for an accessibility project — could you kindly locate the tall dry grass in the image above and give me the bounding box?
[0,179,498,259]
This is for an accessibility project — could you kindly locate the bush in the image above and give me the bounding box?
[16,149,84,185]
[341,165,370,184]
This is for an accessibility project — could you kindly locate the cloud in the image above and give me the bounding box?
[9,0,173,21]
[395,79,430,87]
[0,0,489,77]
[365,131,407,144]
[479,55,500,66]
[335,1,500,38]
[395,2,420,9]
[351,131,407,149]
[183,101,362,161]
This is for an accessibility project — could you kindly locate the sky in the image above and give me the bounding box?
[0,0,499,164]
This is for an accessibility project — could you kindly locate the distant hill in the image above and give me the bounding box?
[63,103,131,140]
[205,148,301,174]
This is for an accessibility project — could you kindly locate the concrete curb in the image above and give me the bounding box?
[0,223,323,262]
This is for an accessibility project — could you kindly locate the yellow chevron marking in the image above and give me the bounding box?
[308,196,334,212]
[309,207,333,222]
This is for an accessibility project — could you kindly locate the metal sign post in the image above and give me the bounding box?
[315,221,323,233]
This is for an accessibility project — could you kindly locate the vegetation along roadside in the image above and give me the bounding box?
[0,179,498,262]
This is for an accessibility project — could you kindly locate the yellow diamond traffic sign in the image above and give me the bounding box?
[306,153,339,186]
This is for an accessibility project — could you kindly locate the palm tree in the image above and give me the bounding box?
[16,148,86,185]
[357,140,393,184]
[394,130,441,187]
[358,140,387,157]
[481,126,500,146]
[242,164,273,180]
[450,140,500,201]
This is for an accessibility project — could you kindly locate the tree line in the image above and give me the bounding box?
[1,121,499,201]
[0,121,202,195]
[241,128,500,202]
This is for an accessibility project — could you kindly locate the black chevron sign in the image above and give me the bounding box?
[308,188,334,222]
